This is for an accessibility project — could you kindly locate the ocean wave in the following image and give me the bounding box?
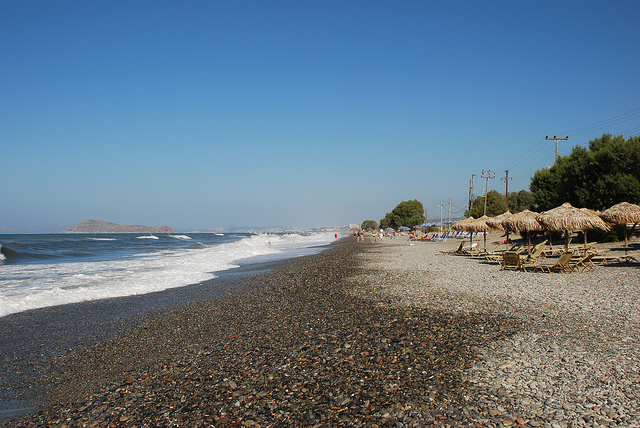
[0,231,342,317]
[136,235,159,240]
[169,235,192,240]
[0,245,22,262]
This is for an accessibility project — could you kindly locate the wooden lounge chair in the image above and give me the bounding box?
[437,240,465,255]
[627,250,640,261]
[462,242,481,256]
[500,251,522,271]
[533,250,573,273]
[533,250,574,273]
[473,243,504,258]
[567,252,596,273]
[593,250,640,264]
[524,244,547,263]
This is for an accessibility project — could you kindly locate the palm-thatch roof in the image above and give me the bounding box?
[600,201,640,253]
[451,216,476,232]
[600,202,640,224]
[467,215,495,233]
[536,202,611,232]
[501,209,543,233]
[485,211,512,230]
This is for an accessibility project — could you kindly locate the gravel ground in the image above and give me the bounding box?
[350,234,640,427]
[3,235,639,427]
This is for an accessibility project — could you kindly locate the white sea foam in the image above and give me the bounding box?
[0,231,342,317]
[169,235,192,240]
[136,234,159,240]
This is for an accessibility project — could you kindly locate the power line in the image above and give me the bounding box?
[553,107,640,137]
[502,107,640,192]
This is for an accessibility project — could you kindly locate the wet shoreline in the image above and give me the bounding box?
[0,255,281,422]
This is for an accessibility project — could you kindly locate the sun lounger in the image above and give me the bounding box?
[524,244,547,263]
[463,243,481,256]
[437,240,465,255]
[627,250,640,261]
[533,250,575,273]
[500,251,522,271]
[473,243,502,258]
[592,250,640,264]
[566,252,596,273]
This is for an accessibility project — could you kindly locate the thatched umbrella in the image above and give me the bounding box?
[601,201,640,254]
[470,215,496,251]
[536,202,611,250]
[452,216,476,249]
[486,211,512,250]
[502,209,543,255]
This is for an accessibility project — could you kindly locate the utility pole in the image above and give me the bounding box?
[438,198,443,224]
[448,197,452,232]
[501,170,513,210]
[481,170,496,216]
[546,135,569,163]
[468,174,476,211]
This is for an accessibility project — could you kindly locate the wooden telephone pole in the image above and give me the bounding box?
[481,170,496,216]
[501,170,513,210]
[546,136,569,163]
[468,174,476,211]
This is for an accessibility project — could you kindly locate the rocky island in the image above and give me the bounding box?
[63,219,173,234]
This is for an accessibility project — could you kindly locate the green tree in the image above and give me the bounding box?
[465,190,508,217]
[508,189,535,213]
[379,200,425,229]
[531,134,640,211]
[361,220,378,231]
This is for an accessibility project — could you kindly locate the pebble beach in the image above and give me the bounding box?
[351,234,640,427]
[3,235,639,427]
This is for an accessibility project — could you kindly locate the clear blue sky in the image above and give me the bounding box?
[2,1,639,232]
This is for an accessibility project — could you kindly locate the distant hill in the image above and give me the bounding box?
[63,219,173,234]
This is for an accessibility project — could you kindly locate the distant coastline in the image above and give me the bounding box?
[63,219,173,234]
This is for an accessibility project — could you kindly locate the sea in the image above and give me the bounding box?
[0,230,343,318]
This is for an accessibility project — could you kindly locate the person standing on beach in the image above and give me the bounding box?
[379,228,384,243]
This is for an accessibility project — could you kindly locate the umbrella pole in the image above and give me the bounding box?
[528,231,532,256]
[564,230,569,251]
[624,225,628,255]
[483,231,487,251]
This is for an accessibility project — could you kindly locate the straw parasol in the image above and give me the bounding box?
[600,201,640,254]
[471,215,496,251]
[536,202,611,250]
[485,212,510,230]
[452,216,476,249]
[486,211,512,250]
[501,209,542,255]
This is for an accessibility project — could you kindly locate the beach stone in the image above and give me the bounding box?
[3,235,640,427]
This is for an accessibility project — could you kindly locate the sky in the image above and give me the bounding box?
[1,1,639,232]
